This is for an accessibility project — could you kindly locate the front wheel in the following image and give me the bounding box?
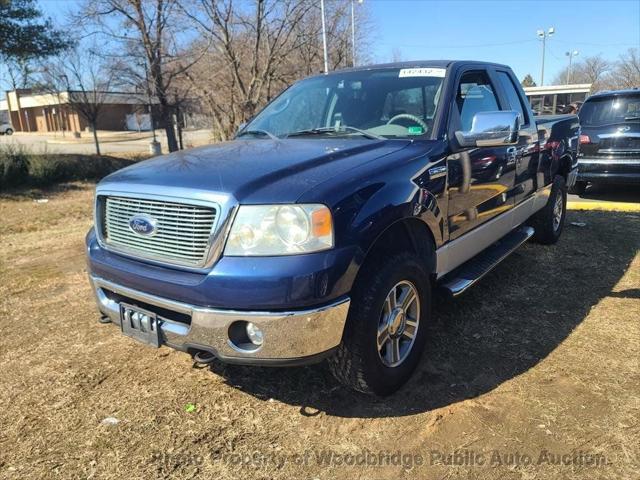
[529,174,567,245]
[328,252,431,396]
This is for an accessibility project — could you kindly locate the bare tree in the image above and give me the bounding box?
[390,47,403,63]
[38,49,114,155]
[553,50,640,92]
[1,56,34,90]
[180,0,372,140]
[609,48,640,89]
[79,0,203,152]
[553,54,611,91]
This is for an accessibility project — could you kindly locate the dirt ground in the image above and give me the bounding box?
[0,183,638,480]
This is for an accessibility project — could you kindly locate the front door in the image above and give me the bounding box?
[494,69,539,203]
[447,70,517,240]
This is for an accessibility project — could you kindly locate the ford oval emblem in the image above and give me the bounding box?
[128,215,158,236]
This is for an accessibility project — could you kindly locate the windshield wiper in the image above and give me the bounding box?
[237,129,279,140]
[285,126,384,140]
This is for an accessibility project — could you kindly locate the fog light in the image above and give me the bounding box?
[246,322,264,346]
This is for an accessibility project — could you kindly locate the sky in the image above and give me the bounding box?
[364,0,640,83]
[32,0,640,85]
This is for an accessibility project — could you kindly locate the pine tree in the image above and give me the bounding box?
[521,74,537,88]
[0,0,70,60]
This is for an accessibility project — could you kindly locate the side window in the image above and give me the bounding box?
[456,71,499,131]
[496,71,527,125]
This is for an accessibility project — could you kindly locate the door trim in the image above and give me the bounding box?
[435,185,550,278]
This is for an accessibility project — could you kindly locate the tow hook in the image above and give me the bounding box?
[192,350,217,365]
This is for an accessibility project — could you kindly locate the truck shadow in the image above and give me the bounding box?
[206,211,639,418]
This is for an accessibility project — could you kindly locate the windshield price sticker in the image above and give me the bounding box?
[399,68,446,78]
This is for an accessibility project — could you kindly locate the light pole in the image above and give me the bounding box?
[537,27,555,86]
[320,0,329,74]
[565,50,579,84]
[350,0,363,67]
[139,60,160,154]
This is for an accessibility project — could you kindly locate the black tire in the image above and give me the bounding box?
[4,128,13,136]
[328,252,431,396]
[569,180,587,196]
[529,174,567,245]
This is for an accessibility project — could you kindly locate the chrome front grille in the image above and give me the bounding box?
[101,196,217,267]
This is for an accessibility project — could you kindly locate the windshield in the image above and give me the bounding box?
[579,94,640,126]
[245,67,446,139]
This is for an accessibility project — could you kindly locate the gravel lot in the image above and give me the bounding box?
[0,183,638,479]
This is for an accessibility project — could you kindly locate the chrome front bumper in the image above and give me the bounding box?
[90,275,350,365]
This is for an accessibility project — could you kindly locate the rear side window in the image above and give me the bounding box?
[496,71,527,126]
[579,94,640,126]
[456,71,499,131]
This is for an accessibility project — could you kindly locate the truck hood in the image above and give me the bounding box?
[100,138,411,203]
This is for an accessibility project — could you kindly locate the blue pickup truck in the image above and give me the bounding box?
[87,61,579,395]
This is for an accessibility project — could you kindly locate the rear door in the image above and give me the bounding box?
[446,68,517,240]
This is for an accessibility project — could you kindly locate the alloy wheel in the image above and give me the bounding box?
[376,280,420,367]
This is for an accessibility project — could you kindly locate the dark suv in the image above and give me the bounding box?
[575,89,640,194]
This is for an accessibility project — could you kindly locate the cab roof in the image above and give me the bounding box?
[332,60,511,74]
[588,88,640,99]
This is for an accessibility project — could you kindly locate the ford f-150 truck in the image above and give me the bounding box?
[86,61,579,395]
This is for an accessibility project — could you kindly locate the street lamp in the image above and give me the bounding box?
[537,27,555,86]
[565,50,579,85]
[351,0,364,67]
[320,0,329,74]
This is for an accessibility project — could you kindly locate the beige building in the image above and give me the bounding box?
[523,84,592,115]
[0,89,153,133]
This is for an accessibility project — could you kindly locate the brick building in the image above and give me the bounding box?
[0,89,154,133]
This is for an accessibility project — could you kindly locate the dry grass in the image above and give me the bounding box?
[0,183,638,479]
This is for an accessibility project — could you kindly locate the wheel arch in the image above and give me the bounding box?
[556,152,574,181]
[356,217,438,286]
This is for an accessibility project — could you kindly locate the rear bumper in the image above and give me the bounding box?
[577,172,640,184]
[90,275,349,365]
[577,158,640,184]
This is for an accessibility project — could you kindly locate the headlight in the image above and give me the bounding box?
[224,204,333,256]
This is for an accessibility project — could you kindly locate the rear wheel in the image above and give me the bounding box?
[569,180,587,196]
[529,174,567,245]
[328,252,431,396]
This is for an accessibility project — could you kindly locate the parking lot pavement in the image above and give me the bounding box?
[0,129,213,155]
[568,184,640,211]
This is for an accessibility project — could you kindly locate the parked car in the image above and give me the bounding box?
[0,123,14,135]
[86,61,578,395]
[574,88,640,194]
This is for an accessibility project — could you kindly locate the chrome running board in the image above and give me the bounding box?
[439,226,535,297]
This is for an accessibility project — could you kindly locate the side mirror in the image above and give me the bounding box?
[455,111,520,148]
